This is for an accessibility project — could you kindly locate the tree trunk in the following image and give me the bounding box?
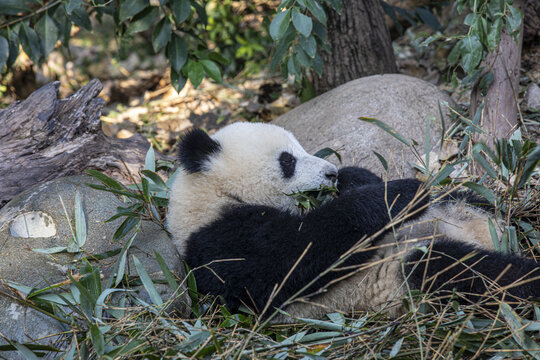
[470,0,525,148]
[0,79,169,206]
[312,0,398,95]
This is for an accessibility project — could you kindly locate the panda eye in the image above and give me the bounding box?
[279,151,296,179]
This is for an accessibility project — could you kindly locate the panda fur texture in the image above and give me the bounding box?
[168,122,540,321]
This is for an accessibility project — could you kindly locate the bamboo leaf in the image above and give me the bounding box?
[155,251,179,291]
[372,151,388,171]
[359,117,411,146]
[313,147,342,163]
[133,255,163,306]
[85,169,125,190]
[145,144,156,172]
[463,181,496,205]
[74,190,87,248]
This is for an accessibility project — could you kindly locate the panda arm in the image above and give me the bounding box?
[186,178,429,313]
[405,239,540,301]
[337,166,383,193]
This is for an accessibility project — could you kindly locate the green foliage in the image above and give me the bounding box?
[381,1,444,34]
[416,0,523,93]
[0,0,343,91]
[0,0,230,92]
[268,0,342,84]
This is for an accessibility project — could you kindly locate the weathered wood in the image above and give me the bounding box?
[312,0,397,95]
[0,79,163,205]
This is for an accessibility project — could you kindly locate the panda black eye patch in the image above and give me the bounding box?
[279,151,296,178]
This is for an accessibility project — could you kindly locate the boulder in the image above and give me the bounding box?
[0,175,188,359]
[273,74,455,179]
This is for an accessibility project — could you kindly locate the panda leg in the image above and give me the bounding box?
[278,247,408,322]
[395,201,503,251]
[405,238,540,303]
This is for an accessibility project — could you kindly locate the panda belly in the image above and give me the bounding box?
[275,201,499,322]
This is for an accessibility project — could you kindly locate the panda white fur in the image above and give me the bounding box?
[168,122,540,321]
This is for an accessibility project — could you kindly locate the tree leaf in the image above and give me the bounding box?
[0,0,31,15]
[127,7,158,34]
[416,7,441,31]
[200,59,222,83]
[488,0,504,18]
[294,46,311,69]
[305,0,326,25]
[54,4,72,45]
[270,25,295,72]
[292,8,313,37]
[270,9,291,41]
[65,0,84,15]
[0,36,8,71]
[71,6,92,31]
[35,14,58,57]
[447,39,462,67]
[167,34,187,73]
[312,52,323,75]
[187,61,204,88]
[172,0,191,24]
[506,5,522,37]
[19,22,41,64]
[171,69,187,93]
[152,17,172,52]
[119,0,148,21]
[460,35,482,75]
[299,34,316,58]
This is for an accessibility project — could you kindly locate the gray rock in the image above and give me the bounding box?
[273,74,455,179]
[524,83,540,110]
[0,175,189,359]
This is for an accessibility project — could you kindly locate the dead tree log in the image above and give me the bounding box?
[0,79,165,206]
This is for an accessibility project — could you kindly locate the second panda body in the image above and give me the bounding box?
[168,122,540,321]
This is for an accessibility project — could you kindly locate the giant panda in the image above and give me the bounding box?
[167,122,540,321]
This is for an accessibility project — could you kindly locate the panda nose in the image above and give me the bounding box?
[325,169,338,183]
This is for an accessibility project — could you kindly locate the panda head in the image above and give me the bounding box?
[168,122,338,251]
[177,122,337,207]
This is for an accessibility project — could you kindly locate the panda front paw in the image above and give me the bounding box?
[337,167,383,193]
[386,178,430,217]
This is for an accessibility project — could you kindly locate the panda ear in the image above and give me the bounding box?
[179,129,222,173]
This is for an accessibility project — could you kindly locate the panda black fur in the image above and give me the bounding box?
[168,122,540,321]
